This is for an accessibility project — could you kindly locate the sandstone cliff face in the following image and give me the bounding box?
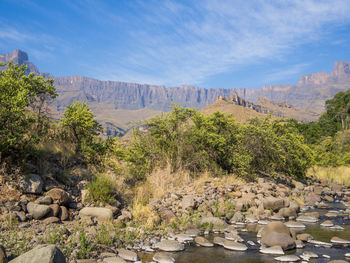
[2,49,350,115]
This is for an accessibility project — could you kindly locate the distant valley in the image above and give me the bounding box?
[1,49,350,136]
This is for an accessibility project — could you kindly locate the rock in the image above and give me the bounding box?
[279,207,297,218]
[223,240,247,251]
[48,204,60,217]
[260,222,295,250]
[0,245,7,263]
[157,240,185,252]
[308,240,332,247]
[27,202,51,220]
[328,261,348,263]
[213,237,225,246]
[330,236,350,244]
[20,174,44,194]
[59,206,69,221]
[295,240,304,248]
[184,229,200,237]
[320,220,334,227]
[43,217,60,224]
[324,195,334,202]
[263,197,284,211]
[182,195,196,210]
[306,193,321,206]
[103,257,126,263]
[117,248,139,261]
[46,188,69,206]
[225,232,244,242]
[175,234,193,243]
[153,252,175,263]
[78,260,97,263]
[194,236,213,247]
[284,221,305,228]
[79,207,113,221]
[9,245,66,263]
[297,233,313,242]
[302,251,318,258]
[259,245,284,255]
[274,255,300,262]
[36,196,52,205]
[159,208,176,222]
[296,215,318,223]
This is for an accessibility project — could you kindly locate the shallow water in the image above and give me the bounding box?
[141,202,350,263]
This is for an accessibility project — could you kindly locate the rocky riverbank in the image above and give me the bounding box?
[1,172,350,263]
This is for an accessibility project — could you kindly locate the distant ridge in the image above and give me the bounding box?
[1,49,350,132]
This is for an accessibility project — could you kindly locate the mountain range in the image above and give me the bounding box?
[1,49,350,135]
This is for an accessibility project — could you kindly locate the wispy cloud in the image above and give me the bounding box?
[91,0,350,86]
[264,63,310,84]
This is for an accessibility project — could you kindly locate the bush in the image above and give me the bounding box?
[87,175,116,205]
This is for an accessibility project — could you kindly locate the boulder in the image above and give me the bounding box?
[117,248,139,261]
[153,252,175,263]
[9,245,66,263]
[46,188,69,206]
[158,207,176,222]
[35,196,52,205]
[157,240,184,252]
[20,174,44,194]
[213,236,225,246]
[79,207,113,221]
[0,245,7,263]
[297,233,313,242]
[59,206,69,221]
[182,195,196,210]
[103,257,126,263]
[48,204,60,217]
[263,197,284,211]
[260,222,295,250]
[27,202,51,220]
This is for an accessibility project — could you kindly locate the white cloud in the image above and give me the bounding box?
[95,0,350,86]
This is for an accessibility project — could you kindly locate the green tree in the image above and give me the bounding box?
[61,101,103,154]
[0,62,57,158]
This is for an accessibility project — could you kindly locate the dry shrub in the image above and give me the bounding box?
[307,166,350,185]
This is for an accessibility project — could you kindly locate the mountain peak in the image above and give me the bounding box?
[0,49,39,74]
[331,61,350,80]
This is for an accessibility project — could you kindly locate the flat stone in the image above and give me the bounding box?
[225,232,244,242]
[9,245,66,263]
[213,236,225,246]
[175,234,193,243]
[302,251,318,258]
[194,236,213,247]
[308,240,332,247]
[153,252,175,263]
[259,245,284,255]
[27,202,51,220]
[117,248,139,261]
[103,257,126,263]
[331,236,350,244]
[157,240,185,252]
[79,207,113,221]
[274,255,300,262]
[223,240,247,251]
[320,220,334,227]
[185,228,200,237]
[296,216,318,223]
[284,221,305,228]
[43,217,60,224]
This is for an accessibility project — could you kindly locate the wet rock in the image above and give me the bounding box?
[194,236,213,247]
[9,244,66,263]
[27,202,51,220]
[302,251,318,258]
[20,174,44,194]
[320,220,334,227]
[274,255,300,262]
[284,221,305,228]
[117,248,139,262]
[157,240,185,252]
[259,245,284,255]
[46,188,69,206]
[153,252,175,263]
[223,240,247,251]
[330,236,350,244]
[79,207,113,221]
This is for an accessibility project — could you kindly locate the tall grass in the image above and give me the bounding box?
[307,166,350,185]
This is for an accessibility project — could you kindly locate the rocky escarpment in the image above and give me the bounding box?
[1,49,350,115]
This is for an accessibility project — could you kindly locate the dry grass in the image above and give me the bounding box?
[307,166,350,185]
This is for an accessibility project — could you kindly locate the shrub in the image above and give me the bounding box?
[87,175,116,205]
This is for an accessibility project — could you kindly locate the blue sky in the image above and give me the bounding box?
[1,0,350,89]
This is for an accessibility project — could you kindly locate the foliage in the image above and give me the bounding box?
[87,175,116,205]
[126,105,313,181]
[61,100,103,154]
[0,62,57,158]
